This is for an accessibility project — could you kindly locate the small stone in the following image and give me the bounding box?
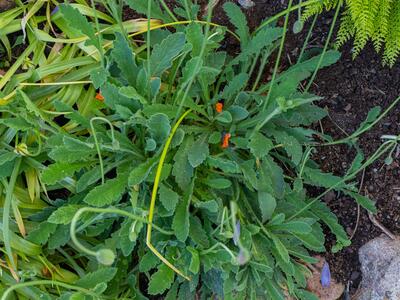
[344,104,352,112]
[238,0,255,9]
[355,235,400,300]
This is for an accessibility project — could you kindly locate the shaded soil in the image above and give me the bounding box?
[203,0,400,295]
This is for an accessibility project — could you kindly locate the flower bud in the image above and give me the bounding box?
[96,249,115,266]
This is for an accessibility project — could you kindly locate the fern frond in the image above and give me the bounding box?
[302,0,341,20]
[371,0,392,52]
[302,0,400,66]
[382,0,400,66]
[336,11,355,48]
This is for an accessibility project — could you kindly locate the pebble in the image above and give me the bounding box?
[356,236,400,300]
[238,0,255,9]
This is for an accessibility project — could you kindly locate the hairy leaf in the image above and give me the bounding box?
[150,33,186,77]
[84,176,127,206]
[76,268,117,288]
[48,205,83,225]
[148,264,175,295]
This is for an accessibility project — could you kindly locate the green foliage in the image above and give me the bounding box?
[1,1,394,299]
[303,0,400,66]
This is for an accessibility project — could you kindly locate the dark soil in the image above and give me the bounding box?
[201,0,400,295]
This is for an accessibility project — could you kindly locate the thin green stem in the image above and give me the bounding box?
[90,0,105,67]
[255,0,319,33]
[304,2,341,92]
[147,0,152,101]
[159,0,178,22]
[289,140,396,220]
[173,3,213,120]
[89,117,118,184]
[261,0,293,112]
[183,0,192,20]
[200,242,236,261]
[1,280,108,300]
[251,50,269,92]
[320,95,400,146]
[70,206,175,262]
[297,13,318,63]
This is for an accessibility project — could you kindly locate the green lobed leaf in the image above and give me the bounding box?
[89,67,109,89]
[26,222,57,245]
[112,32,139,85]
[345,190,377,213]
[59,4,100,50]
[187,247,200,274]
[172,136,194,190]
[248,132,273,158]
[147,113,171,143]
[206,156,240,173]
[221,73,249,101]
[186,22,203,57]
[48,205,83,225]
[189,216,210,248]
[258,191,276,223]
[159,184,179,211]
[76,267,117,289]
[272,130,303,165]
[148,264,175,295]
[150,33,186,77]
[128,158,157,186]
[83,176,127,207]
[188,139,209,168]
[41,162,87,185]
[356,106,381,132]
[223,2,249,46]
[172,177,194,242]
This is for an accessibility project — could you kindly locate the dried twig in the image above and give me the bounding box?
[365,190,396,240]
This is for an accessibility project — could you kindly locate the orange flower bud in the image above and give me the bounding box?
[215,102,223,113]
[95,92,104,101]
[221,133,231,149]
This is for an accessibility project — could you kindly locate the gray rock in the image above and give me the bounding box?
[356,236,400,300]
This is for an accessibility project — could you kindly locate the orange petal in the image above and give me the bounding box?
[95,92,104,101]
[221,133,231,149]
[215,102,223,113]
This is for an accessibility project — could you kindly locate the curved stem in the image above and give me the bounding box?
[319,95,400,146]
[289,140,396,220]
[147,0,152,100]
[297,13,318,63]
[70,206,175,260]
[201,242,236,261]
[146,110,192,281]
[1,280,108,300]
[128,20,240,41]
[159,0,178,22]
[89,117,117,185]
[255,0,320,33]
